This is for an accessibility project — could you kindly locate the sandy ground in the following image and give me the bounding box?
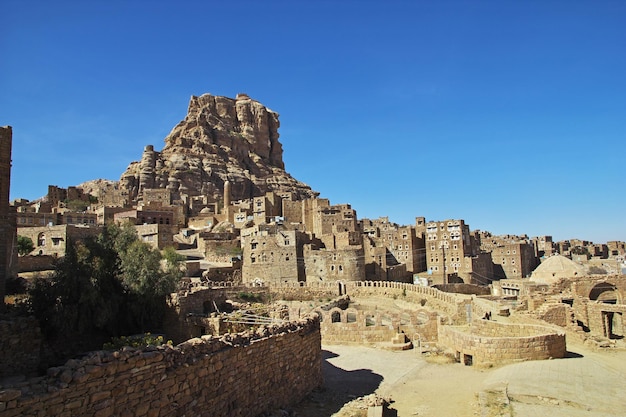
[287,338,626,417]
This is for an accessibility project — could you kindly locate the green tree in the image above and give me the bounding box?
[118,241,184,331]
[66,199,89,212]
[16,235,35,256]
[28,223,185,341]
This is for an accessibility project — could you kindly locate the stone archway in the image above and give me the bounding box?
[590,282,620,304]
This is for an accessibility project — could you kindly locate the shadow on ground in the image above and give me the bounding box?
[289,349,385,417]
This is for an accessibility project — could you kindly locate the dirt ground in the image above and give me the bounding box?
[285,337,626,417]
[277,295,626,417]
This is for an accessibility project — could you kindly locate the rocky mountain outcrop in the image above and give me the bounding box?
[113,93,317,203]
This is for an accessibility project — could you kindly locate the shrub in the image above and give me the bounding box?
[103,333,172,350]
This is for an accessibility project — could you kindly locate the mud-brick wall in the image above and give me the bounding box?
[0,317,322,417]
[0,316,42,378]
[438,319,566,365]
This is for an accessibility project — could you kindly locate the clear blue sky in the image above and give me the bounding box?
[2,1,625,243]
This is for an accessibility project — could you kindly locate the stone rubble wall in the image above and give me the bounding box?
[0,316,322,417]
[0,316,42,378]
[438,319,566,365]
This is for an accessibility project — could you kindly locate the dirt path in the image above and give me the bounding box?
[288,341,626,417]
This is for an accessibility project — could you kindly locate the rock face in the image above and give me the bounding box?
[118,93,317,202]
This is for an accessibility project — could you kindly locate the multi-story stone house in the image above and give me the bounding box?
[251,192,283,224]
[589,244,608,259]
[417,219,492,285]
[95,206,133,225]
[134,224,177,250]
[15,208,61,227]
[490,242,538,280]
[311,226,365,282]
[555,240,571,255]
[113,207,176,226]
[359,217,426,281]
[14,199,97,227]
[478,233,538,280]
[240,224,309,285]
[607,241,625,257]
[532,235,555,258]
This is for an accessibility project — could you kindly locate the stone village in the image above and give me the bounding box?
[1,94,625,416]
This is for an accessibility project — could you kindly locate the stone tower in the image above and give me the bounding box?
[0,126,15,311]
[223,180,231,209]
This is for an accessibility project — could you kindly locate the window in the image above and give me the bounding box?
[251,242,258,250]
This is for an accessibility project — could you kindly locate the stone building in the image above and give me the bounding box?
[360,217,426,281]
[134,224,177,250]
[15,207,61,227]
[311,201,357,236]
[478,233,538,280]
[241,224,309,284]
[532,235,555,258]
[0,126,16,311]
[490,242,538,280]
[15,205,97,228]
[95,206,132,225]
[17,224,101,257]
[113,207,176,225]
[304,228,366,283]
[419,219,484,285]
[46,185,90,207]
[197,230,241,264]
[607,241,626,257]
[251,192,283,224]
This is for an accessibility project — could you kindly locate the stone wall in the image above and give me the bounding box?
[434,283,491,296]
[586,302,626,338]
[17,255,57,273]
[438,319,566,366]
[1,316,322,417]
[315,306,439,345]
[0,316,42,378]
